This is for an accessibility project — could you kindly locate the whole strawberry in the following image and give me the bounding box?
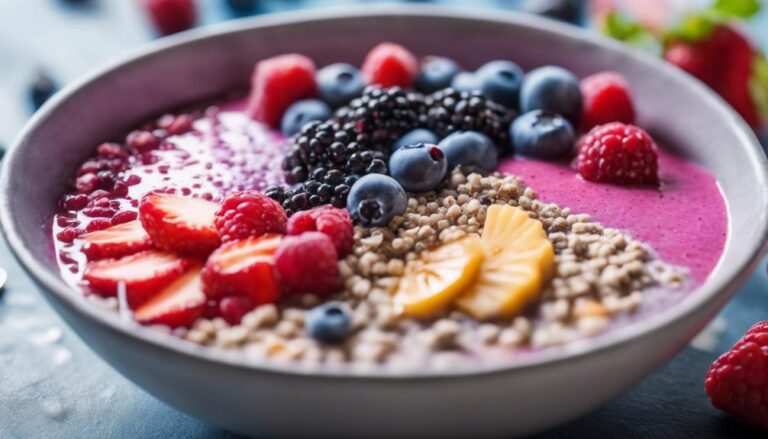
[705,321,768,429]
[575,122,659,185]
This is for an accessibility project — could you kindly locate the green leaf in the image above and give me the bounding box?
[711,0,761,19]
[665,13,717,43]
[749,55,768,120]
[603,12,649,42]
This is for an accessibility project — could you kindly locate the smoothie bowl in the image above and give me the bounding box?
[2,6,767,438]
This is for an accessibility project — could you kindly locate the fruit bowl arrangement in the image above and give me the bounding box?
[2,7,766,437]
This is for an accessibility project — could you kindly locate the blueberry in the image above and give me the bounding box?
[476,60,524,109]
[306,302,351,343]
[521,0,582,23]
[415,56,460,94]
[437,131,498,174]
[519,66,583,125]
[29,70,58,111]
[316,63,365,108]
[389,143,447,192]
[347,174,407,227]
[451,72,480,92]
[280,99,332,136]
[225,0,260,15]
[511,110,575,160]
[393,128,439,152]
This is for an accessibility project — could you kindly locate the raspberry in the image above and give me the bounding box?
[576,123,659,185]
[139,193,221,256]
[362,42,419,88]
[273,232,340,296]
[246,54,317,127]
[286,206,353,256]
[580,72,635,130]
[215,191,287,243]
[141,0,197,36]
[705,321,768,429]
[218,296,255,325]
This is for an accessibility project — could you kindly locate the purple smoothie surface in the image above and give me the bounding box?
[499,150,727,284]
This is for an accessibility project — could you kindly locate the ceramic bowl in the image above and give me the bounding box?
[2,5,767,438]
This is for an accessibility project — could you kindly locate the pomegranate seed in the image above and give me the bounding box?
[56,216,81,227]
[83,206,117,218]
[97,143,128,159]
[59,251,76,264]
[97,171,115,190]
[88,190,111,202]
[61,193,89,211]
[111,210,138,225]
[75,173,100,194]
[111,181,129,198]
[78,160,103,176]
[126,130,160,152]
[125,175,142,186]
[85,219,113,232]
[56,228,80,243]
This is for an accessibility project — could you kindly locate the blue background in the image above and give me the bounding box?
[1,1,767,437]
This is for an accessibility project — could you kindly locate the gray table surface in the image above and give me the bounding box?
[1,1,767,437]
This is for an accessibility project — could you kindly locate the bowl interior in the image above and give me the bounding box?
[2,6,767,376]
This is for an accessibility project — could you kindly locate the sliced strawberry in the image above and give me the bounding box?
[80,220,152,260]
[201,234,281,305]
[362,42,419,88]
[139,193,220,256]
[134,264,206,328]
[84,250,191,308]
[246,54,317,127]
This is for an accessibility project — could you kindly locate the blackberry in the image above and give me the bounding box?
[335,86,427,145]
[265,173,361,215]
[425,88,516,154]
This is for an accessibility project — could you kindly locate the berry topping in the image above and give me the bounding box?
[361,42,419,88]
[139,193,221,255]
[415,56,460,94]
[247,54,317,128]
[84,250,191,308]
[437,131,498,174]
[389,143,447,192]
[286,206,354,257]
[273,232,340,296]
[510,110,575,160]
[705,321,768,429]
[451,71,481,92]
[306,301,352,343]
[476,60,525,109]
[520,65,583,125]
[346,174,407,227]
[29,70,58,111]
[140,0,196,36]
[393,128,439,152]
[394,235,485,318]
[280,99,332,137]
[215,190,287,243]
[80,220,152,261]
[576,122,659,185]
[202,234,282,304]
[425,88,514,149]
[134,265,206,328]
[316,63,365,109]
[580,71,636,130]
[218,296,255,325]
[457,205,555,320]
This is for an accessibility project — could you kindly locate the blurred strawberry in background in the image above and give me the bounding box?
[592,0,768,130]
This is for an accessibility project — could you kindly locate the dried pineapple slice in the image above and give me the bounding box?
[394,235,485,318]
[456,205,555,320]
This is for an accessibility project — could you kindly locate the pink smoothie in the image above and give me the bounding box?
[498,150,728,284]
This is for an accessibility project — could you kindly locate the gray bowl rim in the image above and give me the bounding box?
[2,4,767,380]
